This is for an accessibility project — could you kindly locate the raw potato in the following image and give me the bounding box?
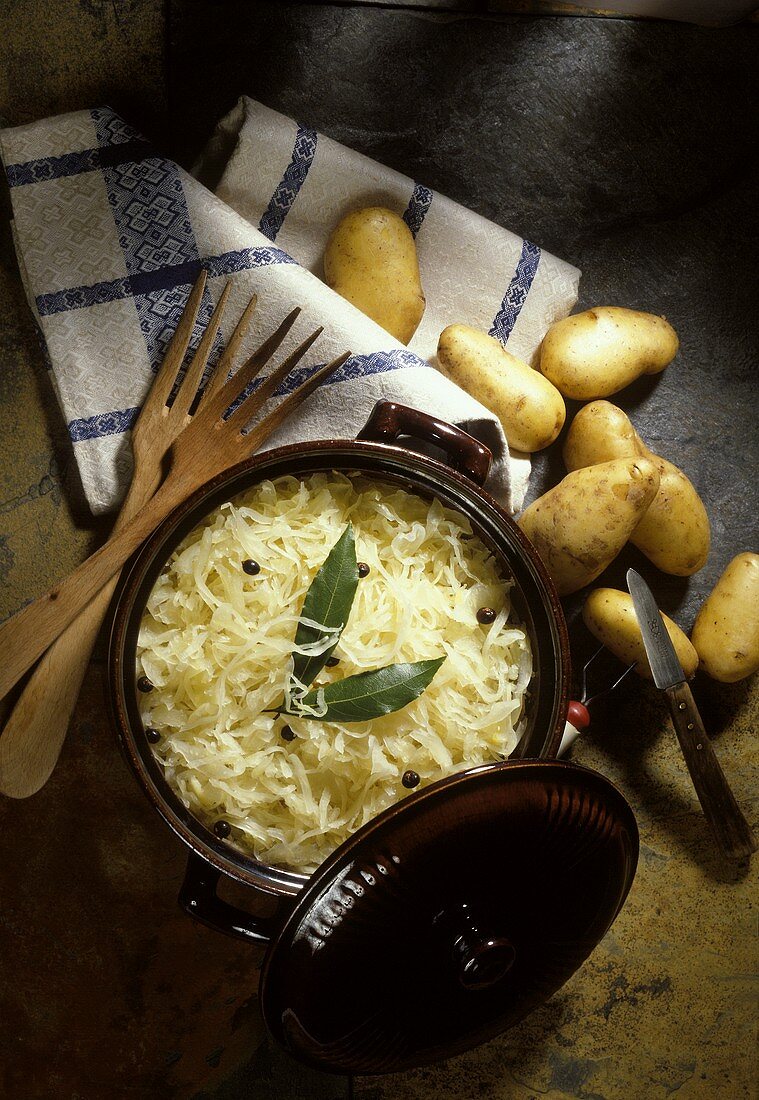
[437,324,566,452]
[583,588,698,681]
[691,553,759,682]
[563,401,710,576]
[324,207,425,344]
[540,306,678,401]
[518,457,660,595]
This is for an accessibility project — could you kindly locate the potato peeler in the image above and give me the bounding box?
[558,646,636,756]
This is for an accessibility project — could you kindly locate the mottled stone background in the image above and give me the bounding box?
[0,2,756,1098]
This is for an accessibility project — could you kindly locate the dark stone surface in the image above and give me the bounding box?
[0,3,757,1099]
[167,0,759,679]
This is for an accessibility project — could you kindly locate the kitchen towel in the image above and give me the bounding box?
[1,103,580,515]
[197,99,580,373]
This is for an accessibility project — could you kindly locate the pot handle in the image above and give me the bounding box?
[178,852,284,945]
[357,400,492,487]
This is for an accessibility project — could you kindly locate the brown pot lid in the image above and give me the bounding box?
[260,759,638,1076]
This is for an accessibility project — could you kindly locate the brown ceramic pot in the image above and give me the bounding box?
[108,401,637,1075]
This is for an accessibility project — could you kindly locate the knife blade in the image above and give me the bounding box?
[626,568,756,862]
[627,569,687,690]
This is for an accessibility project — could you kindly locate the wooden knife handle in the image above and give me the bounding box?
[666,681,756,862]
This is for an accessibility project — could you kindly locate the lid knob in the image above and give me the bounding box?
[438,903,516,991]
[456,935,516,990]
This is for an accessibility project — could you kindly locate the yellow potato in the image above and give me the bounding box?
[324,207,425,344]
[583,588,698,681]
[518,457,660,595]
[691,553,759,682]
[563,401,710,576]
[540,306,678,401]
[436,324,566,452]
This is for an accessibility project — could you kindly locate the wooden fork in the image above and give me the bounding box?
[0,274,246,795]
[0,275,349,743]
[0,271,261,798]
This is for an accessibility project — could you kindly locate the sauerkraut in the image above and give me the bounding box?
[137,472,531,872]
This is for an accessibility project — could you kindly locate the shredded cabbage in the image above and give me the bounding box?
[137,472,532,872]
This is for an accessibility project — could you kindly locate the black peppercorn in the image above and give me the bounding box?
[281,725,296,742]
[402,770,420,789]
[213,820,231,839]
[357,562,370,578]
[137,675,154,693]
[326,656,340,667]
[145,727,161,744]
[242,559,261,576]
[476,607,497,625]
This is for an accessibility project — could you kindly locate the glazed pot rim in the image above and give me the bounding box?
[108,433,570,896]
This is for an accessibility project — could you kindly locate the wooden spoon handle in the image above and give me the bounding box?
[666,680,756,861]
[0,471,191,700]
[0,576,121,797]
[0,472,158,799]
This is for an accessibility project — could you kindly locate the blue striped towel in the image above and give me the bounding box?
[1,103,579,515]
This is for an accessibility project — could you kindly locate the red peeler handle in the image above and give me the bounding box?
[558,700,591,756]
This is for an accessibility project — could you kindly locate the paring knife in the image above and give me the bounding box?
[626,568,756,862]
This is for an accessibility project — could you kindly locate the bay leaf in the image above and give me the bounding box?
[290,524,358,690]
[283,657,446,723]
